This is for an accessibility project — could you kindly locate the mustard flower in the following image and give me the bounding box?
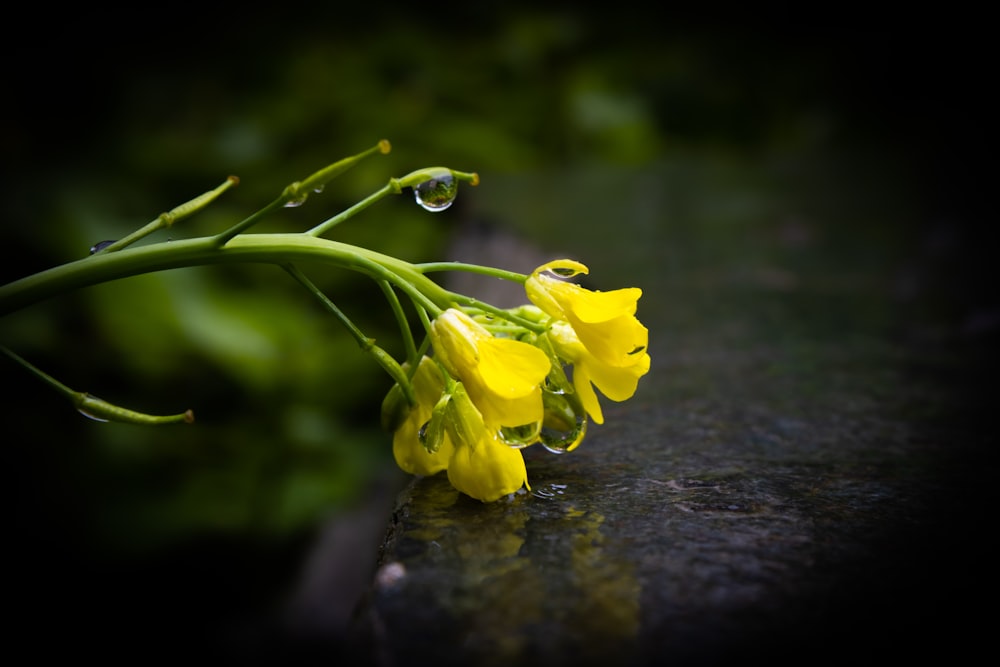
[547,320,650,425]
[524,260,650,424]
[525,260,648,368]
[430,308,550,430]
[445,383,529,502]
[391,356,455,476]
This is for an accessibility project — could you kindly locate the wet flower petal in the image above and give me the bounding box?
[392,356,454,476]
[446,383,529,502]
[526,261,648,367]
[431,308,549,429]
[548,320,650,425]
[447,431,529,502]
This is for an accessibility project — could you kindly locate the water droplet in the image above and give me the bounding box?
[77,407,109,423]
[539,389,587,453]
[312,184,325,194]
[498,421,541,448]
[540,417,586,454]
[418,416,445,453]
[284,194,308,208]
[89,240,116,254]
[543,362,575,395]
[532,482,568,499]
[414,171,458,211]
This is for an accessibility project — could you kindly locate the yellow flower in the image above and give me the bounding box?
[392,356,455,476]
[547,321,650,425]
[430,308,550,430]
[525,260,650,424]
[446,383,529,502]
[525,260,648,368]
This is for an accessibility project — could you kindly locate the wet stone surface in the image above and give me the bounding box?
[347,158,996,666]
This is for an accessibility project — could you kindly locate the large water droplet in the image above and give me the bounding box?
[414,171,457,211]
[539,389,587,453]
[498,421,541,448]
[284,193,308,208]
[540,417,586,454]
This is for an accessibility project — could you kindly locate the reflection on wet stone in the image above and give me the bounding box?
[366,471,640,667]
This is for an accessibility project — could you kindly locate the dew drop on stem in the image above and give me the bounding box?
[89,240,117,254]
[414,172,458,211]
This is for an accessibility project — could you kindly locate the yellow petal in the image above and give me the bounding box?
[571,363,605,425]
[562,285,642,323]
[467,380,544,430]
[392,357,454,476]
[447,433,529,502]
[477,338,551,398]
[586,351,651,402]
[571,312,648,368]
[534,259,589,279]
[429,309,482,377]
[393,421,453,476]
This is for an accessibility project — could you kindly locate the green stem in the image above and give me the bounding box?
[1,345,193,424]
[413,261,545,331]
[97,176,240,254]
[213,139,391,245]
[304,167,481,239]
[282,264,415,405]
[416,261,527,284]
[306,181,400,237]
[378,279,418,365]
[305,166,479,238]
[448,292,548,333]
[213,196,288,246]
[0,234,453,318]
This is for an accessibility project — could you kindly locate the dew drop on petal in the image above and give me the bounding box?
[414,172,458,212]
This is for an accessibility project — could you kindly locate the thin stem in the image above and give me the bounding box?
[416,261,527,284]
[212,196,288,247]
[305,165,479,238]
[416,304,435,340]
[447,292,548,333]
[2,345,193,424]
[213,140,391,245]
[282,264,415,405]
[378,279,418,365]
[306,181,400,238]
[2,344,75,395]
[97,176,240,253]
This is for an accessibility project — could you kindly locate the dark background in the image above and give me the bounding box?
[2,6,992,663]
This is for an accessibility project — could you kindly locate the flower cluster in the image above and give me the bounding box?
[1,143,651,507]
[386,260,650,502]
